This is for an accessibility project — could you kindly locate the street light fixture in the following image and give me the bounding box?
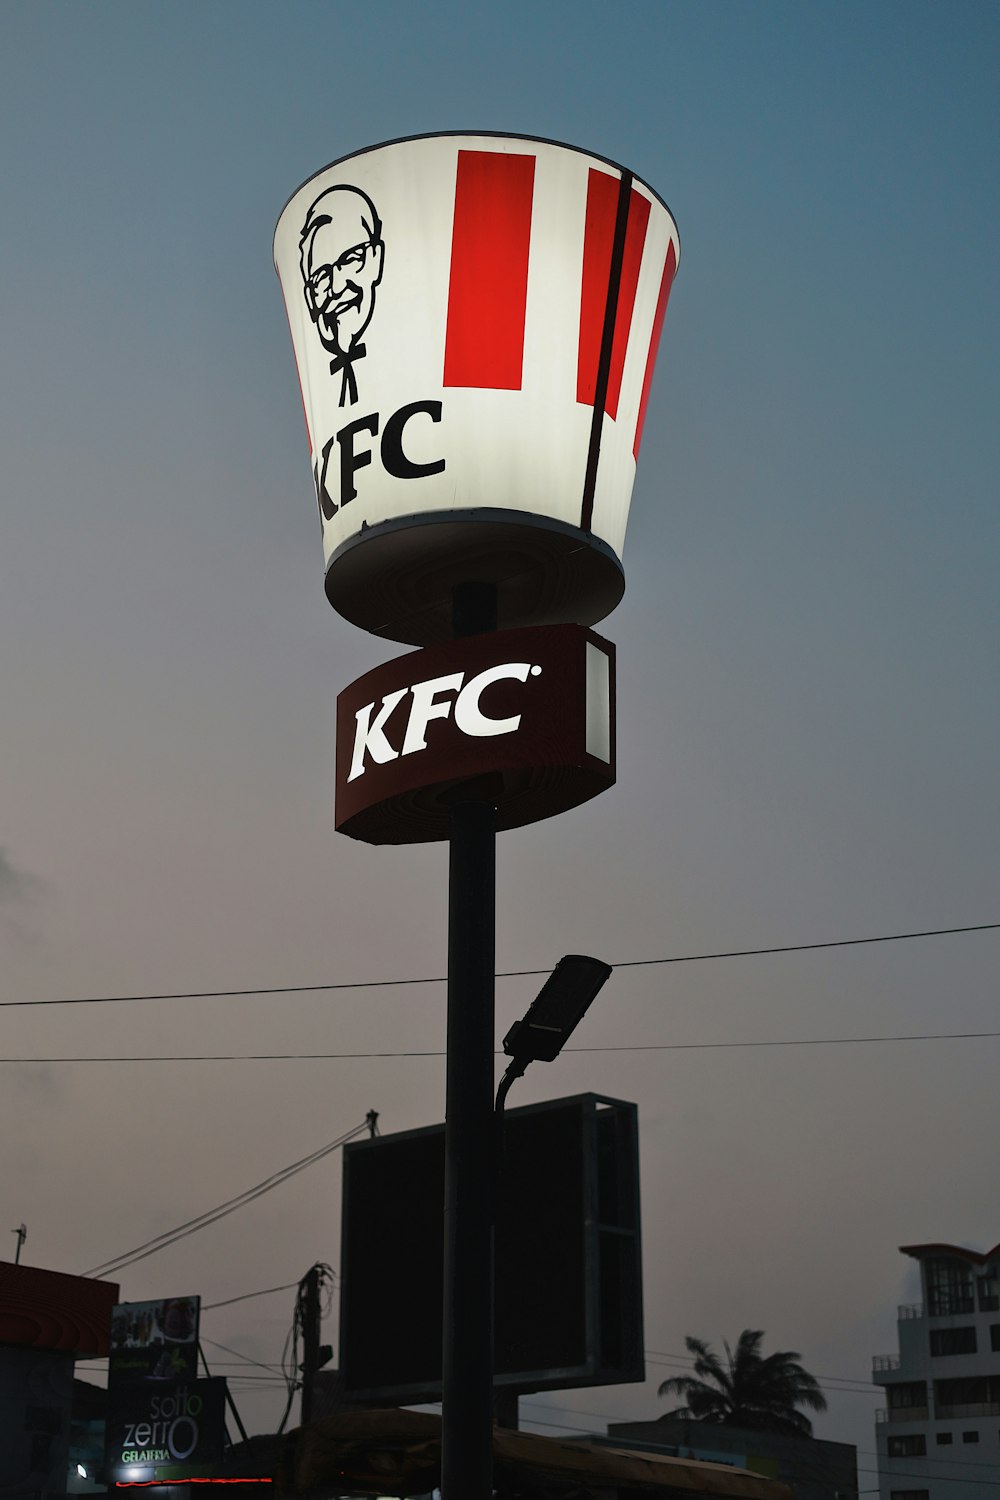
[491,952,612,1432]
[496,954,613,1111]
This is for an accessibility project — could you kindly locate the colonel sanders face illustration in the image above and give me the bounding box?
[299,185,384,406]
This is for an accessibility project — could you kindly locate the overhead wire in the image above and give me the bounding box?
[199,1336,285,1375]
[644,1348,880,1394]
[11,1026,1000,1065]
[27,919,998,1479]
[81,1121,369,1278]
[2,921,995,1009]
[202,1281,299,1311]
[277,1275,308,1436]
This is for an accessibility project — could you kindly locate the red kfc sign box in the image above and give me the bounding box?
[336,623,615,844]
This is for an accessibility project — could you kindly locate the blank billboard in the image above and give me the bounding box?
[339,1093,642,1401]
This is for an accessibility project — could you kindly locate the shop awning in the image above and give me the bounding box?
[254,1408,794,1499]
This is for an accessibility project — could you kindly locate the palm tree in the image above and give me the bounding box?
[657,1329,827,1437]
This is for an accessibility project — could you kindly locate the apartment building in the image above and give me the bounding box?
[874,1240,1000,1499]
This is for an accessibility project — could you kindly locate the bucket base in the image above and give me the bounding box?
[324,509,625,645]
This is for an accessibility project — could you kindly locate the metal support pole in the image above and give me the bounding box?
[198,1341,249,1444]
[441,581,497,1500]
[492,1060,524,1431]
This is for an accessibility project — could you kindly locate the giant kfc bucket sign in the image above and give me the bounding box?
[274,133,679,648]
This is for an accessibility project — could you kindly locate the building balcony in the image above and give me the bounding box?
[897,1303,923,1320]
[936,1401,1000,1419]
[875,1407,930,1424]
[872,1355,901,1376]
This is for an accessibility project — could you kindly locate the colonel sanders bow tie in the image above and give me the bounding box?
[329,343,366,407]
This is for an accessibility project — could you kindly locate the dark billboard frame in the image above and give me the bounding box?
[339,1092,642,1403]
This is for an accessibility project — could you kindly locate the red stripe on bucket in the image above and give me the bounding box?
[605,188,650,419]
[632,240,676,459]
[443,150,536,390]
[577,174,651,419]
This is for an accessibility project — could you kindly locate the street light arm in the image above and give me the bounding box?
[494,1057,527,1116]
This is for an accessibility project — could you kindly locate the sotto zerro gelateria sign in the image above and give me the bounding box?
[105,1377,225,1479]
[335,623,614,844]
[274,132,680,645]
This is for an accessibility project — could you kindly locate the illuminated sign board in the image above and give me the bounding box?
[274,132,679,643]
[335,623,614,842]
[105,1378,225,1481]
[109,1296,200,1384]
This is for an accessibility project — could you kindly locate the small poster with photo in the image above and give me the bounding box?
[109,1295,200,1383]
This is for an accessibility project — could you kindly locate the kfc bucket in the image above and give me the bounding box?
[274,132,679,645]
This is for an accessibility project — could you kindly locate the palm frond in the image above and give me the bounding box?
[657,1329,825,1437]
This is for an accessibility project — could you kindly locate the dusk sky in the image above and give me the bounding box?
[2,0,998,1478]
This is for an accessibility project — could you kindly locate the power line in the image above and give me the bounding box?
[202,1282,299,1311]
[9,1027,1000,1065]
[81,1120,368,1278]
[199,1337,285,1375]
[644,1350,879,1395]
[3,921,995,1009]
[848,1463,1000,1490]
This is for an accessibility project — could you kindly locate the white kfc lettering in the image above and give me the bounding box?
[348,688,408,782]
[401,672,465,756]
[454,662,535,737]
[347,663,541,782]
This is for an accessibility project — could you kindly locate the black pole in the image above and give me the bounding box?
[441,582,497,1500]
[492,1059,524,1431]
[198,1341,249,1445]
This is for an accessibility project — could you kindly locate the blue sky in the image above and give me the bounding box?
[1,0,998,1468]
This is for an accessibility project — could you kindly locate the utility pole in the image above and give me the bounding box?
[299,1264,332,1427]
[11,1224,26,1264]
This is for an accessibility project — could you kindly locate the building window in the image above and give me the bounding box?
[935,1374,1000,1412]
[888,1435,926,1456]
[930,1326,977,1356]
[926,1256,975,1315]
[978,1271,999,1311]
[935,1432,953,1445]
[889,1381,928,1410]
[991,1324,1000,1353]
[962,1430,980,1444]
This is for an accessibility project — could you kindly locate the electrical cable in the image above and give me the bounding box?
[647,1366,878,1398]
[82,1134,355,1279]
[202,1281,299,1311]
[198,1336,284,1375]
[847,1464,999,1490]
[644,1349,880,1393]
[3,921,995,1009]
[81,1121,368,1278]
[277,1280,305,1436]
[13,1027,1000,1066]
